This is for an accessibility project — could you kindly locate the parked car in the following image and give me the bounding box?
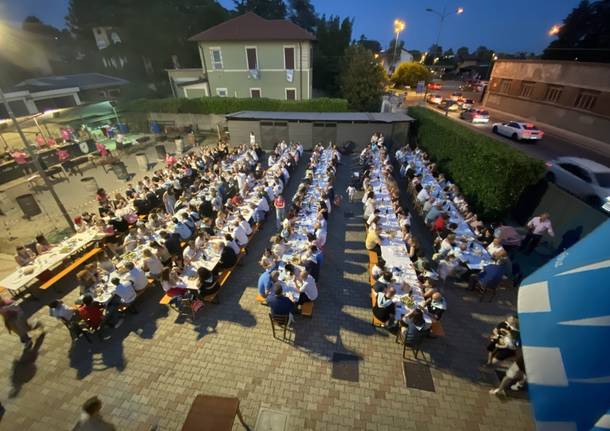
[427,93,443,104]
[460,108,490,123]
[437,99,460,112]
[427,81,442,90]
[492,121,544,141]
[459,98,474,110]
[450,92,462,101]
[546,157,610,211]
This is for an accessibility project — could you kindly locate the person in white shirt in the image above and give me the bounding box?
[183,241,198,264]
[522,212,554,255]
[142,248,164,277]
[232,222,249,247]
[49,300,75,321]
[111,278,137,304]
[225,235,240,255]
[256,194,270,213]
[416,185,431,203]
[487,237,506,259]
[124,262,148,291]
[195,232,208,250]
[297,270,318,305]
[314,223,327,249]
[173,218,192,240]
[238,215,252,235]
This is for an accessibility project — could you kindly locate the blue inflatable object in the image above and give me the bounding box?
[518,220,610,431]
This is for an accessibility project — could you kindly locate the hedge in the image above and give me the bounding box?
[119,96,350,114]
[408,106,545,221]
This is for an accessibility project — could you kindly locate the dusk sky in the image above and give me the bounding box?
[0,0,581,54]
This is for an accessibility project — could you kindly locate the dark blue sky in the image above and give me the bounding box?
[0,0,580,53]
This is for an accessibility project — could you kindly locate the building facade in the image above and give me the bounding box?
[168,12,314,100]
[484,60,610,145]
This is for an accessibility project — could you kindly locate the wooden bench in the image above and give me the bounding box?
[181,394,248,431]
[370,289,385,327]
[368,250,378,286]
[255,294,266,303]
[39,247,102,290]
[430,320,445,337]
[300,301,314,317]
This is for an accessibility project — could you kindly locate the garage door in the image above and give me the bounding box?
[312,122,337,146]
[260,121,289,148]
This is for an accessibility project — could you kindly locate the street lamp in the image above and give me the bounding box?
[426,5,464,47]
[0,88,75,233]
[548,24,561,36]
[392,19,406,67]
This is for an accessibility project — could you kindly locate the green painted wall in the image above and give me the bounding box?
[199,41,313,100]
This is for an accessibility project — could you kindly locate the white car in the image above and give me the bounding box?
[492,121,544,141]
[427,94,443,104]
[546,157,610,212]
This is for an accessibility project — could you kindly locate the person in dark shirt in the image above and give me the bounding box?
[217,241,238,270]
[266,284,295,319]
[159,230,182,257]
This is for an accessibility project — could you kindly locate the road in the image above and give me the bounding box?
[403,86,610,167]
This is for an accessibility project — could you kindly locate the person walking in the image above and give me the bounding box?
[0,298,41,349]
[521,212,554,255]
[273,194,285,231]
[72,396,116,431]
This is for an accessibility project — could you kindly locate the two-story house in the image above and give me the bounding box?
[167,12,315,100]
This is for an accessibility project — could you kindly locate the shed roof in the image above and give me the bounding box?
[189,12,315,42]
[11,73,129,93]
[225,111,415,123]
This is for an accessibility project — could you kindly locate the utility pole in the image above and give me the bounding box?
[0,88,75,233]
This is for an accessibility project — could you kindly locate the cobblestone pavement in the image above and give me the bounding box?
[0,153,534,431]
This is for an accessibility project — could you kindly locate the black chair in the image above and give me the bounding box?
[269,313,293,342]
[395,321,427,360]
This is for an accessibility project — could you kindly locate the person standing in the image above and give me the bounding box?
[0,298,41,349]
[521,213,554,255]
[273,194,285,231]
[72,396,116,431]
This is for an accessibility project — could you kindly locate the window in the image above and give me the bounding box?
[499,79,512,94]
[520,81,535,98]
[250,88,261,98]
[216,88,228,97]
[508,122,521,129]
[246,47,257,70]
[559,163,592,183]
[210,48,223,70]
[285,88,296,100]
[544,85,563,104]
[284,46,295,70]
[574,90,598,111]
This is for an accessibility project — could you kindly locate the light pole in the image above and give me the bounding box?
[0,88,75,233]
[426,5,463,48]
[392,19,406,69]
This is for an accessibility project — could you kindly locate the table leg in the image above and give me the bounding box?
[236,404,251,431]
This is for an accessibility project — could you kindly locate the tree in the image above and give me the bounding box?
[408,50,422,62]
[357,35,382,53]
[234,0,287,19]
[288,0,317,32]
[425,44,442,65]
[387,38,405,60]
[313,15,353,96]
[339,45,386,111]
[456,46,470,60]
[543,0,610,62]
[474,46,493,61]
[443,48,454,57]
[390,62,431,88]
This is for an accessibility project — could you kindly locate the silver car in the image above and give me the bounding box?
[546,156,610,212]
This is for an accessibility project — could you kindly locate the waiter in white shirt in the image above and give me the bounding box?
[521,212,554,255]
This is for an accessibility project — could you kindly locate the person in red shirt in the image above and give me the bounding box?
[78,294,104,329]
[433,213,449,233]
[273,195,285,230]
[11,150,34,174]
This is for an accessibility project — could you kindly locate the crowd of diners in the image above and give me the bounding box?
[257,143,341,323]
[358,137,447,348]
[7,140,306,341]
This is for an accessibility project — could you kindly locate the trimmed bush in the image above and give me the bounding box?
[408,106,545,221]
[119,97,350,114]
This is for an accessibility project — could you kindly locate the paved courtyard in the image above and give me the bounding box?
[0,153,534,430]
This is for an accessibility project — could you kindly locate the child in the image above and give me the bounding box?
[346,185,356,203]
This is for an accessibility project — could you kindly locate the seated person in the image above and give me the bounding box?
[259,248,277,271]
[217,237,238,270]
[35,235,53,254]
[296,269,318,306]
[425,292,447,320]
[487,322,519,365]
[49,299,75,322]
[400,308,430,345]
[15,245,36,267]
[76,269,97,296]
[373,271,393,293]
[468,251,509,293]
[267,284,295,321]
[365,226,382,257]
[78,294,104,329]
[258,269,279,298]
[196,267,219,298]
[160,267,188,296]
[373,286,396,327]
[141,248,164,278]
[487,237,506,259]
[123,261,148,292]
[182,240,198,265]
[110,277,137,306]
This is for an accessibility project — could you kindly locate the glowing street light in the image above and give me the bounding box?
[549,24,561,36]
[426,6,464,47]
[392,19,406,67]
